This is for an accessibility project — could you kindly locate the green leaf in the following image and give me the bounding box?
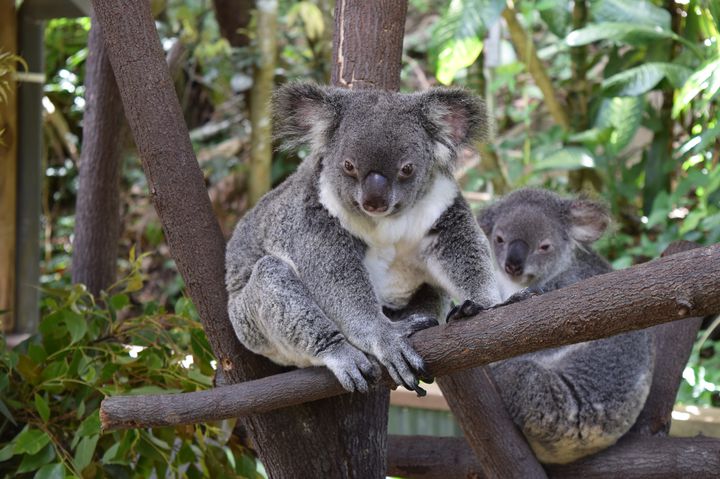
[430,0,505,85]
[676,121,720,159]
[286,2,324,42]
[566,22,685,48]
[537,0,571,37]
[109,294,129,311]
[35,394,50,422]
[533,147,596,171]
[73,434,99,472]
[72,411,101,449]
[64,310,87,344]
[673,58,720,117]
[13,427,51,455]
[591,0,671,29]
[17,443,56,473]
[603,63,693,96]
[33,463,65,479]
[0,397,17,426]
[0,444,14,462]
[595,96,644,157]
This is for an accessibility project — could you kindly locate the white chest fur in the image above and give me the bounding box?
[495,267,524,301]
[319,174,458,308]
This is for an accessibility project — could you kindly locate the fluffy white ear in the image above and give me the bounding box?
[418,88,488,169]
[568,199,610,243]
[273,82,346,153]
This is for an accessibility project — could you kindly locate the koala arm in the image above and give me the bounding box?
[425,197,501,309]
[289,209,429,392]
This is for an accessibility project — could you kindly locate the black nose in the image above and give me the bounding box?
[504,239,529,277]
[362,172,390,213]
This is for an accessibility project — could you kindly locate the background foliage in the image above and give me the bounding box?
[2,0,719,476]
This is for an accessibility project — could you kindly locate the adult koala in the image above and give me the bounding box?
[226,83,500,395]
[478,188,655,464]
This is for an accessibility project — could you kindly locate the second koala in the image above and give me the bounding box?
[226,83,500,395]
[478,188,655,464]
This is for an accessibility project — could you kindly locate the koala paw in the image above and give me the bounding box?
[321,341,381,393]
[446,299,486,323]
[372,333,429,397]
[394,313,440,337]
[495,285,545,308]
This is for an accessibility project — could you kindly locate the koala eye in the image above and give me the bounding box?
[343,160,356,176]
[399,163,415,178]
[495,235,504,244]
[538,241,553,253]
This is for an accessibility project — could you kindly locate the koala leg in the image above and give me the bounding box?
[228,255,380,393]
[491,359,590,464]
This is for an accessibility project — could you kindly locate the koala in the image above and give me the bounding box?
[225,83,500,395]
[478,188,655,464]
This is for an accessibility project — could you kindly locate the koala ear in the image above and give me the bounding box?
[477,203,499,236]
[418,88,488,166]
[568,199,610,243]
[273,82,345,153]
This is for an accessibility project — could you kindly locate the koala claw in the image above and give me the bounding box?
[374,336,427,395]
[446,299,486,322]
[322,342,381,393]
[495,285,545,308]
[397,313,440,337]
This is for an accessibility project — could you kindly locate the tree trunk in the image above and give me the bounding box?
[212,0,254,48]
[248,0,277,207]
[71,15,125,296]
[331,0,408,91]
[90,0,408,477]
[0,0,18,331]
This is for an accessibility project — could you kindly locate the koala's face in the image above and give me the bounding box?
[324,102,437,217]
[273,83,486,218]
[489,208,573,287]
[479,188,609,287]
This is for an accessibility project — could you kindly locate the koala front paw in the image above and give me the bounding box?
[494,286,545,308]
[321,341,381,393]
[446,299,486,322]
[372,333,429,397]
[394,313,439,337]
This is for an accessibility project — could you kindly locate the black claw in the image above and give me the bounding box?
[494,286,546,308]
[446,300,485,322]
[413,384,427,397]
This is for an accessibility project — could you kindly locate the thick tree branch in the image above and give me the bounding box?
[386,434,720,479]
[101,243,720,429]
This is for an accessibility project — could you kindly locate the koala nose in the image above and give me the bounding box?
[361,172,390,213]
[505,239,529,277]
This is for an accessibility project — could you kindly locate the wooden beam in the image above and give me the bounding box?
[0,0,18,332]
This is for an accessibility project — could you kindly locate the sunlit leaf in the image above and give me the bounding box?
[603,63,693,96]
[33,463,65,479]
[591,0,671,29]
[287,2,325,42]
[673,58,720,117]
[13,427,51,455]
[595,96,644,157]
[566,23,698,55]
[34,394,50,422]
[533,147,596,171]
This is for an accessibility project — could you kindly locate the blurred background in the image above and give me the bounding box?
[1,0,719,477]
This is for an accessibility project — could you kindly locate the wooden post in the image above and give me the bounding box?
[0,0,18,332]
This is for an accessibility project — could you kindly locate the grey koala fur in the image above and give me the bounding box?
[226,83,500,395]
[478,188,655,464]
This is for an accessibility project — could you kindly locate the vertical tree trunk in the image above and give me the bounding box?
[331,0,408,91]
[248,0,277,207]
[0,0,17,331]
[91,0,408,477]
[71,15,125,296]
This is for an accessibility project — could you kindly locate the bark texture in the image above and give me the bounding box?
[437,368,547,478]
[90,1,404,477]
[631,240,705,436]
[212,0,254,48]
[386,434,720,479]
[331,0,408,91]
[71,15,125,295]
[100,243,720,429]
[0,0,17,331]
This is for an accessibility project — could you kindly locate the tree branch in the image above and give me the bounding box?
[386,434,720,479]
[101,243,720,429]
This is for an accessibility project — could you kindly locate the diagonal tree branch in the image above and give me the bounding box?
[100,243,720,429]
